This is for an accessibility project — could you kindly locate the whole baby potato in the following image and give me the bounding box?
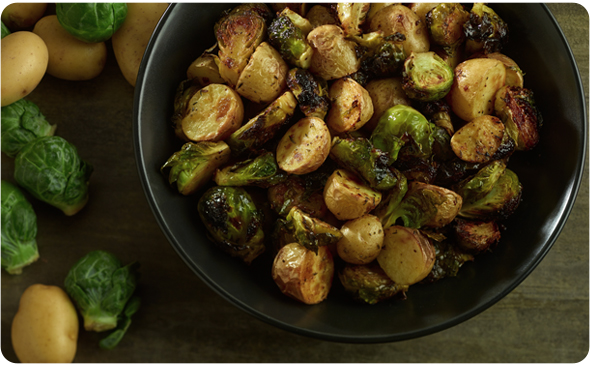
[11,284,79,363]
[337,215,384,265]
[33,15,107,81]
[112,3,169,87]
[1,3,47,30]
[1,31,48,106]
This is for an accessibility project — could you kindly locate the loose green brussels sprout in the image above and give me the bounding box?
[1,98,56,157]
[422,240,474,283]
[197,186,265,264]
[370,104,436,163]
[453,159,507,206]
[425,3,470,50]
[268,7,314,68]
[402,51,454,102]
[214,151,288,188]
[494,85,542,151]
[286,68,330,119]
[64,250,139,336]
[281,207,342,254]
[329,136,405,191]
[338,262,408,304]
[56,3,128,43]
[459,168,522,221]
[1,180,39,275]
[14,136,93,216]
[463,3,509,54]
[1,21,10,38]
[161,141,231,195]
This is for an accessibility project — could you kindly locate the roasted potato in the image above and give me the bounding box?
[450,115,514,164]
[408,3,440,25]
[337,214,384,265]
[181,83,244,142]
[306,5,338,28]
[270,3,308,17]
[366,3,395,24]
[323,169,382,221]
[447,57,506,122]
[307,24,361,80]
[377,226,436,285]
[363,77,410,132]
[186,52,225,86]
[276,116,331,175]
[326,78,374,134]
[477,52,524,88]
[369,4,430,56]
[272,243,334,304]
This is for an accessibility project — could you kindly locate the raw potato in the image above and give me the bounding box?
[112,3,169,87]
[307,24,361,80]
[33,15,107,81]
[377,226,435,285]
[276,116,331,175]
[447,58,506,122]
[323,169,382,221]
[272,243,334,304]
[1,31,48,106]
[181,83,244,142]
[337,215,384,265]
[236,42,289,104]
[11,284,78,363]
[326,78,374,134]
[364,77,410,132]
[369,4,430,56]
[187,53,225,86]
[1,3,47,30]
[450,115,507,164]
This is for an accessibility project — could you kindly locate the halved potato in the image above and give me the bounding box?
[369,4,430,56]
[187,53,225,86]
[236,42,289,104]
[272,243,334,304]
[323,169,382,221]
[450,114,511,164]
[307,24,361,80]
[377,226,435,286]
[363,77,410,132]
[337,214,384,265]
[326,78,374,134]
[306,5,338,28]
[181,83,244,142]
[276,116,331,175]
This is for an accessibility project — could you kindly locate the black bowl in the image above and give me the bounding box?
[133,4,587,343]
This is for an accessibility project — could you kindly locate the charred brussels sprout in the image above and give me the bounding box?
[161,141,230,195]
[453,159,507,206]
[281,207,342,254]
[286,68,330,119]
[56,3,127,43]
[1,99,56,157]
[339,262,408,304]
[214,151,288,188]
[425,3,470,50]
[267,175,329,219]
[452,218,501,254]
[459,168,522,221]
[268,8,313,68]
[463,3,509,54]
[352,32,406,83]
[422,240,474,283]
[170,79,200,141]
[402,51,454,102]
[14,136,92,216]
[494,85,542,151]
[197,186,265,264]
[1,180,39,275]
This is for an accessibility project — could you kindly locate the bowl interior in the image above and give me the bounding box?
[133,4,587,342]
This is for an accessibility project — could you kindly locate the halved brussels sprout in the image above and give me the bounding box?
[402,51,454,102]
[286,68,330,119]
[425,3,470,50]
[281,207,343,254]
[463,3,509,54]
[267,175,329,219]
[214,151,287,188]
[336,3,371,37]
[338,262,408,304]
[452,218,501,254]
[494,85,542,151]
[197,186,265,264]
[422,240,474,283]
[171,79,199,141]
[268,7,314,69]
[352,32,406,84]
[452,159,507,206]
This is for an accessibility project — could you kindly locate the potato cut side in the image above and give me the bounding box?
[272,243,334,304]
[450,115,506,163]
[337,214,384,265]
[326,78,374,134]
[187,53,225,86]
[307,24,360,80]
[377,226,435,286]
[181,83,244,142]
[276,116,331,175]
[323,169,382,221]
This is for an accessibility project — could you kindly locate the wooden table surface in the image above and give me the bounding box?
[1,4,588,363]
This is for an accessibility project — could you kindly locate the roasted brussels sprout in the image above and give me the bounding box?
[286,68,330,119]
[450,115,515,164]
[270,3,308,17]
[197,186,265,264]
[171,79,200,141]
[1,98,56,157]
[416,99,455,136]
[1,21,10,38]
[422,240,474,283]
[14,136,92,216]
[338,262,408,304]
[352,32,406,83]
[56,3,127,43]
[329,136,405,191]
[268,8,314,69]
[267,175,329,219]
[336,3,371,37]
[1,180,39,275]
[280,206,342,254]
[494,85,542,151]
[452,218,501,254]
[402,51,454,102]
[463,3,509,54]
[453,159,507,205]
[425,3,470,50]
[370,105,436,163]
[459,168,522,220]
[306,5,338,28]
[161,141,231,195]
[214,151,287,188]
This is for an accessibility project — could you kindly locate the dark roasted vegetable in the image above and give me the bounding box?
[268,8,313,68]
[267,175,329,219]
[339,262,408,304]
[422,240,474,283]
[214,151,288,188]
[426,3,470,50]
[402,51,454,102]
[494,85,542,151]
[170,79,200,141]
[352,32,406,83]
[286,68,330,119]
[281,206,342,254]
[56,3,127,43]
[452,218,501,254]
[463,3,509,54]
[453,159,507,206]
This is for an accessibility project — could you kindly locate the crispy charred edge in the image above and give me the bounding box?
[463,7,509,54]
[452,217,501,254]
[498,86,542,151]
[286,68,330,117]
[420,238,474,284]
[425,3,470,49]
[338,262,408,304]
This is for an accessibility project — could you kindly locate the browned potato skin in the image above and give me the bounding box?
[276,116,331,175]
[363,77,410,132]
[272,243,334,304]
[326,78,374,134]
[377,226,435,286]
[187,53,225,86]
[369,4,430,56]
[1,3,47,30]
[471,52,524,88]
[307,24,361,80]
[453,218,501,254]
[323,169,382,221]
[337,214,384,265]
[181,84,244,142]
[447,57,506,122]
[366,3,395,24]
[408,3,439,25]
[450,115,506,164]
[306,5,338,28]
[236,42,289,104]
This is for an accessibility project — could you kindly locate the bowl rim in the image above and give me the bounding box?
[132,3,588,343]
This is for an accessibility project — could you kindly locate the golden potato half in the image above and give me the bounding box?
[323,169,382,221]
[326,78,374,134]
